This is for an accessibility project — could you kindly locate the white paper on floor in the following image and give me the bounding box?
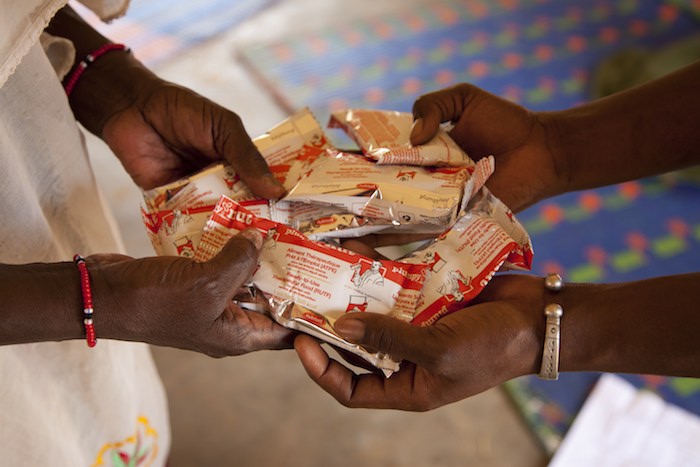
[548,373,700,467]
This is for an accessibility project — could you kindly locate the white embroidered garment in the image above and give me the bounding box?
[0,1,170,465]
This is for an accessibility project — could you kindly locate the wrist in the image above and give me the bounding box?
[522,292,548,377]
[67,50,160,137]
[46,6,161,137]
[535,111,574,201]
[499,289,547,379]
[552,282,608,373]
[480,276,550,379]
[83,255,139,343]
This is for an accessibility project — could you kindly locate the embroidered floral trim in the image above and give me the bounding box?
[91,416,159,467]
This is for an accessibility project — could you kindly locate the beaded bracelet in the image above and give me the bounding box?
[73,254,97,347]
[64,43,130,97]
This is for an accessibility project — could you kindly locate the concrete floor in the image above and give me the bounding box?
[86,1,547,465]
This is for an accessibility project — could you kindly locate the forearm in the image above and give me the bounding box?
[0,258,139,345]
[560,273,700,377]
[0,262,85,344]
[45,6,158,136]
[545,61,700,195]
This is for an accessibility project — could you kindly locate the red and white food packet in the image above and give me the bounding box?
[269,201,389,239]
[252,107,331,191]
[401,187,533,325]
[140,164,268,258]
[276,154,494,240]
[141,205,216,258]
[283,151,471,230]
[196,196,431,375]
[329,109,472,167]
[296,154,494,240]
[141,201,270,258]
[141,163,256,214]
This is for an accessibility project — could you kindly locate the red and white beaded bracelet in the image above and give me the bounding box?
[73,254,97,347]
[63,43,130,97]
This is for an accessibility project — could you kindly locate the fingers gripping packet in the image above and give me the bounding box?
[141,108,330,213]
[399,188,534,326]
[196,196,431,375]
[329,109,472,167]
[284,151,470,230]
[140,108,331,256]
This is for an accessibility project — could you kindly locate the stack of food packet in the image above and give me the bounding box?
[141,108,533,376]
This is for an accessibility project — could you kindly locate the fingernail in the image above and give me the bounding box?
[410,118,424,138]
[240,228,263,250]
[335,318,365,342]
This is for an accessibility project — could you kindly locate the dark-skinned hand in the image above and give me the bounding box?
[294,274,545,410]
[410,84,563,213]
[88,229,295,357]
[101,73,285,195]
[336,83,562,251]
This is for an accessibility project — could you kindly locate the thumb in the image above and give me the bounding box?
[226,139,287,200]
[205,229,262,297]
[409,114,440,147]
[215,108,286,200]
[334,313,434,366]
[410,84,472,146]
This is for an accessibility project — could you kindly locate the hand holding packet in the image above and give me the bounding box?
[400,187,533,325]
[196,196,429,375]
[329,109,472,166]
[138,107,534,376]
[194,193,532,376]
[140,108,330,257]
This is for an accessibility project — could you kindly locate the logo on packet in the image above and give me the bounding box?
[302,312,326,327]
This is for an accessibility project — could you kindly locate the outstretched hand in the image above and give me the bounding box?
[100,74,285,196]
[88,230,295,357]
[410,84,561,212]
[294,275,543,410]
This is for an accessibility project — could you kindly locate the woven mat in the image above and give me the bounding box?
[239,0,700,455]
